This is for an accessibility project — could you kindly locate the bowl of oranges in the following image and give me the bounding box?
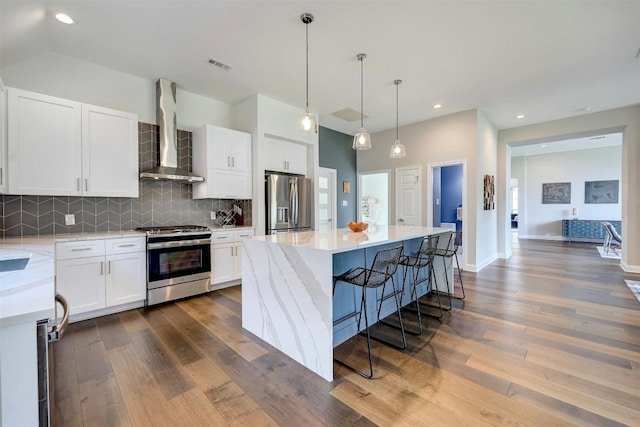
[348,221,369,232]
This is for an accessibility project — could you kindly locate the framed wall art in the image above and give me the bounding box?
[542,182,571,204]
[483,174,495,210]
[585,180,618,204]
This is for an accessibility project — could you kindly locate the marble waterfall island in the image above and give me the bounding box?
[241,225,453,381]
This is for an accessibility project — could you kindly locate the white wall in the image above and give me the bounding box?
[475,110,498,269]
[1,52,233,129]
[512,146,622,239]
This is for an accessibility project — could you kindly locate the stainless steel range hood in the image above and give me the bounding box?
[139,79,204,183]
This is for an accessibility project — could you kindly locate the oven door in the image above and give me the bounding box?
[147,238,211,289]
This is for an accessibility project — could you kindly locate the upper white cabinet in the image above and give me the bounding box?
[192,124,252,200]
[7,88,138,197]
[82,104,139,197]
[263,136,307,175]
[0,87,7,194]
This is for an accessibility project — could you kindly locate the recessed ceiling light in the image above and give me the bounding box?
[516,114,526,119]
[541,144,548,148]
[55,13,74,24]
[432,104,442,109]
[576,106,593,112]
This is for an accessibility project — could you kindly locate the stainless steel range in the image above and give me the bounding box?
[137,225,212,305]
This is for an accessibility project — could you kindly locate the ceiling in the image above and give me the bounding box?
[1,1,639,136]
[510,132,622,157]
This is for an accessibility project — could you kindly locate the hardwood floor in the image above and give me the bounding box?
[54,239,640,426]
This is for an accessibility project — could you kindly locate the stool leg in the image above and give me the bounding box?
[389,276,407,349]
[440,256,453,310]
[453,252,465,299]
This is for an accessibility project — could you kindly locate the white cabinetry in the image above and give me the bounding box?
[192,124,252,200]
[0,87,7,193]
[211,228,255,287]
[7,88,138,197]
[264,136,307,175]
[55,236,146,320]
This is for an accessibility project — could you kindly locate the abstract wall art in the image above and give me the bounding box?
[542,182,571,204]
[585,180,619,204]
[483,174,495,210]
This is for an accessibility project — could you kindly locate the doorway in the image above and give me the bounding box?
[318,167,337,231]
[358,171,389,226]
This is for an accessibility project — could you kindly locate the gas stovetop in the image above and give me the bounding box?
[136,225,211,236]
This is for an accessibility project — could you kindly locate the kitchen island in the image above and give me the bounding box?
[241,225,453,381]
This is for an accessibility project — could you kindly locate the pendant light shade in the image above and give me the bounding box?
[353,53,371,150]
[297,13,318,136]
[389,79,406,159]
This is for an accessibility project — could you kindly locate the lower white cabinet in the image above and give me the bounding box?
[55,236,146,319]
[211,228,254,286]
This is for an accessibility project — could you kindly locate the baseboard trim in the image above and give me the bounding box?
[497,251,512,259]
[620,261,640,273]
[467,254,498,272]
[520,234,566,241]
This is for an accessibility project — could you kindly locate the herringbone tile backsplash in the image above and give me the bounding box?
[0,123,252,237]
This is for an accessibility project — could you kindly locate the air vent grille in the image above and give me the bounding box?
[208,59,232,71]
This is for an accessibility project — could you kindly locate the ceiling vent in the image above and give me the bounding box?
[331,107,369,122]
[208,58,232,71]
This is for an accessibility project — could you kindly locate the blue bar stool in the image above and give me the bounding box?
[332,245,406,379]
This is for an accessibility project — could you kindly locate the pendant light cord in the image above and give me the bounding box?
[305,22,309,109]
[360,57,364,128]
[396,82,399,140]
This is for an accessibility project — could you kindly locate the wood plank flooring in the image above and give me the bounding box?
[54,238,640,426]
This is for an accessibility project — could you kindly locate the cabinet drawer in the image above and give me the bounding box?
[56,240,106,260]
[234,228,255,241]
[105,237,146,255]
[211,231,234,244]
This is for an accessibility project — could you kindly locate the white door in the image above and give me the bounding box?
[396,166,422,226]
[318,168,337,231]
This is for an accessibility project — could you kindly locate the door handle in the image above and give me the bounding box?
[108,260,111,274]
[100,261,104,275]
[84,178,88,191]
[398,218,405,222]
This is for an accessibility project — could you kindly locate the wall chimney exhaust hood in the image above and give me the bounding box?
[139,79,204,183]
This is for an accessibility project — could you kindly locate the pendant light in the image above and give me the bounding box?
[353,53,371,150]
[297,13,318,136]
[389,79,406,159]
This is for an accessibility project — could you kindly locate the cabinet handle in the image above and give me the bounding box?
[0,167,3,185]
[230,247,234,256]
[227,156,231,167]
[72,247,92,252]
[84,178,88,191]
[100,261,104,275]
[232,157,235,167]
[118,244,136,247]
[108,261,111,274]
[76,178,80,191]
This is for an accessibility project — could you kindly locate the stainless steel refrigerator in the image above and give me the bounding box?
[265,173,313,234]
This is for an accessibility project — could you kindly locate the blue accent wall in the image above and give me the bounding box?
[319,126,357,228]
[441,164,463,230]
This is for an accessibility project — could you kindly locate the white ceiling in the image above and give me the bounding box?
[510,132,622,157]
[1,1,639,136]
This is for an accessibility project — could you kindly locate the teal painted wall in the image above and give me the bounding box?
[319,127,357,228]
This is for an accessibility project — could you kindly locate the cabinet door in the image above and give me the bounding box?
[0,87,6,193]
[82,104,139,197]
[211,242,235,284]
[286,142,307,175]
[206,125,231,170]
[105,251,146,306]
[229,130,252,173]
[8,88,82,196]
[233,243,243,280]
[56,256,106,314]
[208,169,251,200]
[263,137,287,173]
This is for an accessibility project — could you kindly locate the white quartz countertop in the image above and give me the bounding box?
[250,225,452,254]
[0,241,55,326]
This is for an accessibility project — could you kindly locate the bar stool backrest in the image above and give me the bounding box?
[415,235,439,267]
[366,245,404,288]
[454,231,463,250]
